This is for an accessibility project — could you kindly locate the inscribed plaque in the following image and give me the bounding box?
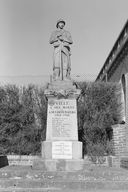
[52,141,72,159]
[46,99,78,140]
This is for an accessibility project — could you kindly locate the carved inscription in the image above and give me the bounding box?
[47,99,78,139]
[52,141,72,159]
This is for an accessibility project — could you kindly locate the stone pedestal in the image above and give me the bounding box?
[41,141,82,159]
[38,80,83,171]
[33,159,84,171]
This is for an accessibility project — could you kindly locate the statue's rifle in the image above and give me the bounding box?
[58,39,63,81]
[60,42,63,80]
[58,32,65,80]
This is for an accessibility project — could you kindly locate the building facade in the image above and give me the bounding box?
[96,20,128,158]
[96,20,128,83]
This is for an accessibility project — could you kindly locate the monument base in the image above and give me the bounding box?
[33,159,84,171]
[42,80,83,171]
[41,141,83,159]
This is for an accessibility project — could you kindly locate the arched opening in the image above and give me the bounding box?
[121,74,126,123]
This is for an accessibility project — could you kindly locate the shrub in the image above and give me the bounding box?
[0,84,47,155]
[77,81,121,156]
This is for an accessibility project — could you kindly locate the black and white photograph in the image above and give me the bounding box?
[0,0,128,191]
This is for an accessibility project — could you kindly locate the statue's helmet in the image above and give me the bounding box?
[56,19,65,28]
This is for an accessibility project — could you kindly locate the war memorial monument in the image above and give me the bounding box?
[2,19,128,192]
[35,19,83,171]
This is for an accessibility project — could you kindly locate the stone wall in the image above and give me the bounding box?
[6,155,120,167]
[1,155,111,167]
[7,155,40,166]
[120,157,128,169]
[112,124,126,156]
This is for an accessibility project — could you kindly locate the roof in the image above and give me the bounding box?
[96,19,128,81]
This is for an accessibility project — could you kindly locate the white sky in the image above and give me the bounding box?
[0,0,128,83]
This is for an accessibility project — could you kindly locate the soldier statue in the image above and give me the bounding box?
[49,19,73,81]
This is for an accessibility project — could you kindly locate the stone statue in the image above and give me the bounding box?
[49,19,73,81]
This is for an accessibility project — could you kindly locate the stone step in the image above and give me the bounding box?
[1,165,128,180]
[1,165,128,191]
[0,188,61,192]
[1,190,128,192]
[1,179,128,191]
[33,158,84,171]
[1,171,128,181]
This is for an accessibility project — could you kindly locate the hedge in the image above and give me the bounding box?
[0,82,121,156]
[0,85,47,155]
